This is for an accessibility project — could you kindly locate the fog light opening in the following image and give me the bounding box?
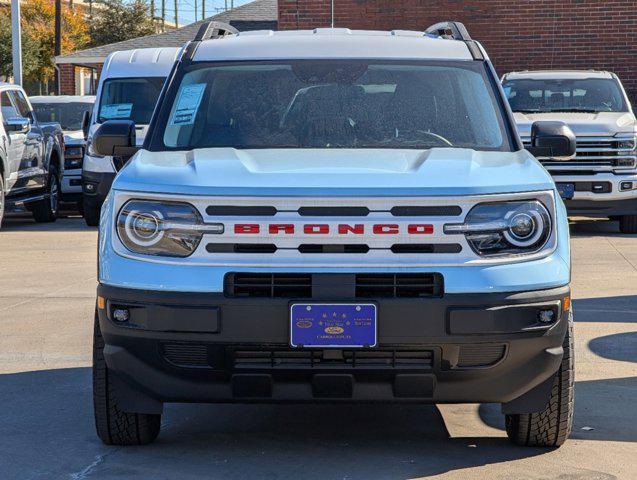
[538,309,555,324]
[112,308,130,323]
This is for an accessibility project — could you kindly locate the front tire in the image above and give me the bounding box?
[32,165,60,223]
[505,312,574,447]
[619,215,637,234]
[0,175,5,229]
[93,312,161,445]
[83,197,101,227]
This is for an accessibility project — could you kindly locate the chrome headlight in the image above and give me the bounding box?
[117,200,221,257]
[444,201,552,257]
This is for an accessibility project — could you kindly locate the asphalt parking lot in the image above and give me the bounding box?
[0,215,635,480]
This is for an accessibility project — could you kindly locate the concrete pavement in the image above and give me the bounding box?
[0,216,635,479]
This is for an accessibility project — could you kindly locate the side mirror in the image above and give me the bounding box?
[527,121,576,160]
[81,110,91,140]
[92,120,138,157]
[5,117,30,133]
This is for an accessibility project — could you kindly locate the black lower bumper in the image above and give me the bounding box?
[564,197,637,217]
[82,171,115,210]
[96,284,570,414]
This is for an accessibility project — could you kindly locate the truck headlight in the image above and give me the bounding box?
[444,201,552,256]
[117,200,222,257]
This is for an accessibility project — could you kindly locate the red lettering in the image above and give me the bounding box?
[234,224,260,234]
[338,224,364,235]
[373,224,399,234]
[408,224,434,235]
[304,224,329,234]
[269,224,295,234]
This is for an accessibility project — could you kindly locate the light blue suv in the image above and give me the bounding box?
[90,21,577,447]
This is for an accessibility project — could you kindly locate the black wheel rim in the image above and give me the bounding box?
[50,175,59,214]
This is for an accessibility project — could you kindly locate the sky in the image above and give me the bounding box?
[153,0,252,27]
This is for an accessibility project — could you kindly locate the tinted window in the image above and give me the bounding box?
[32,102,93,130]
[503,78,627,113]
[98,77,165,124]
[10,91,32,120]
[159,61,509,151]
[0,91,19,121]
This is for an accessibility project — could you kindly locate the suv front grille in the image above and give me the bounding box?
[224,273,444,298]
[233,349,434,370]
[355,273,443,298]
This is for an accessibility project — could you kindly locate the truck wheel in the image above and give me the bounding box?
[32,165,60,223]
[93,312,161,445]
[619,215,637,234]
[0,175,5,229]
[505,313,574,447]
[83,198,101,227]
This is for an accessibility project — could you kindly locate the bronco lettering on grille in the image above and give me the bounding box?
[233,224,434,235]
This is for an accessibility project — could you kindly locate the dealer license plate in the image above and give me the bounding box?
[290,303,377,348]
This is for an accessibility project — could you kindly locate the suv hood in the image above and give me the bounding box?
[113,148,554,197]
[63,129,85,145]
[514,111,636,138]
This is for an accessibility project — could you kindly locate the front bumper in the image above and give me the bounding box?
[82,170,116,210]
[97,283,570,412]
[549,171,637,216]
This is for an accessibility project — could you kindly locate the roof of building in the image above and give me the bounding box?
[29,95,96,103]
[55,0,277,65]
[193,28,474,62]
[504,70,615,81]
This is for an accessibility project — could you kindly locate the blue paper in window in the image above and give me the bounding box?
[170,83,206,126]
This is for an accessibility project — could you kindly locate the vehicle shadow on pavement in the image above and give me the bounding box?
[573,296,637,323]
[569,218,634,237]
[588,331,637,363]
[478,376,637,444]
[0,367,547,480]
[1,216,93,232]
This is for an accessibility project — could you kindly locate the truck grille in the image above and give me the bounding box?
[524,137,636,171]
[457,344,506,368]
[224,273,443,298]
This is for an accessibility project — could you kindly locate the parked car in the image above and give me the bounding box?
[82,47,180,226]
[30,95,95,211]
[502,70,637,233]
[92,22,576,448]
[0,83,65,228]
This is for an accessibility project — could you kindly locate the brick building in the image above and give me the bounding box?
[278,0,637,101]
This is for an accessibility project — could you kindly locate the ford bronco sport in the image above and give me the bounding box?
[91,22,576,447]
[503,70,637,233]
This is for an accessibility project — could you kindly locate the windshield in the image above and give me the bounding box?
[158,60,510,151]
[503,78,628,113]
[98,77,165,124]
[32,102,93,130]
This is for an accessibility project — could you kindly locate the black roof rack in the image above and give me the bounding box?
[183,21,238,61]
[425,21,472,41]
[193,21,238,41]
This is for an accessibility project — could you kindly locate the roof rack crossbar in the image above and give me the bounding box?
[425,21,472,41]
[193,21,238,42]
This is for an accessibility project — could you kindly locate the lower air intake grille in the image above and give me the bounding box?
[162,343,210,368]
[225,273,313,298]
[457,344,506,368]
[233,349,433,370]
[355,273,443,298]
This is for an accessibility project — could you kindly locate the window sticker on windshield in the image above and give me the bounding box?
[100,103,133,119]
[169,83,206,126]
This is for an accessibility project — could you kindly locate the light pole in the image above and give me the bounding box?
[11,0,22,85]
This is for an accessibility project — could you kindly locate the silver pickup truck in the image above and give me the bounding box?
[0,83,65,228]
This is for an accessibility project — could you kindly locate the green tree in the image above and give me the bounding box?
[89,0,156,47]
[0,0,89,83]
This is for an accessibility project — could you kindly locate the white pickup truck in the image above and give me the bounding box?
[0,83,65,228]
[503,70,637,233]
